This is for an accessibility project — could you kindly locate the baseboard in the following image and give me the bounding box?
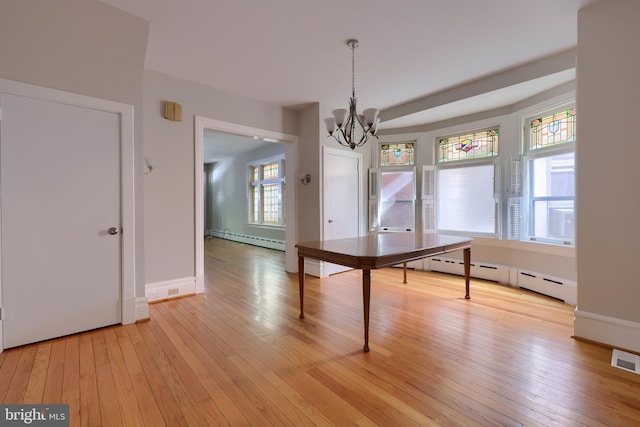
[303,259,323,277]
[135,296,149,321]
[146,277,196,303]
[208,229,285,251]
[574,309,640,354]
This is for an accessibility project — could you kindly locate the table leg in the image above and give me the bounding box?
[403,262,407,284]
[298,255,305,319]
[362,268,371,352]
[464,247,471,299]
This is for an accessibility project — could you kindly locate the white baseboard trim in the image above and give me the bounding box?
[574,309,640,353]
[195,274,204,294]
[208,229,285,251]
[122,296,136,324]
[303,259,323,278]
[301,259,353,278]
[135,296,149,321]
[146,276,196,303]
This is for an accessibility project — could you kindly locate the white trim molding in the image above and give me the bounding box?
[135,297,149,321]
[574,309,640,354]
[146,277,197,303]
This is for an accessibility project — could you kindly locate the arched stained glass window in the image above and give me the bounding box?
[529,108,576,150]
[438,128,499,163]
[380,142,415,166]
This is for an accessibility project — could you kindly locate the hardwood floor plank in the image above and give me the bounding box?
[152,302,252,426]
[0,348,23,402]
[4,344,37,403]
[126,323,187,427]
[22,341,51,403]
[78,332,101,426]
[102,327,147,426]
[42,338,66,404]
[92,330,125,426]
[61,335,80,427]
[113,326,166,427]
[137,316,215,426]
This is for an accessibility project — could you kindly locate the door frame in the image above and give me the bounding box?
[0,78,137,351]
[320,146,363,276]
[194,116,299,288]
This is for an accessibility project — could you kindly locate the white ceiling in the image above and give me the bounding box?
[101,0,596,160]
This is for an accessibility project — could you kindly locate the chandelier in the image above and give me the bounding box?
[324,39,380,150]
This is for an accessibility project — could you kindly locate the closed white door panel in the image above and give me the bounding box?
[323,148,361,275]
[1,93,121,348]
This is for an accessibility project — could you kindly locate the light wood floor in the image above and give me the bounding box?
[1,238,640,426]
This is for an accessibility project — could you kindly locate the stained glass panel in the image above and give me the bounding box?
[529,108,576,150]
[380,143,415,166]
[437,128,498,163]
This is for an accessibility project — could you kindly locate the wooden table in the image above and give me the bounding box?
[296,233,472,352]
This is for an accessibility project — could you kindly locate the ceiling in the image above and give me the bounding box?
[101,0,596,160]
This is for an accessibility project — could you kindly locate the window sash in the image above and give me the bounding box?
[248,157,285,226]
[436,162,497,236]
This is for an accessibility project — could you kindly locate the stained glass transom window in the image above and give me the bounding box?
[380,143,415,166]
[438,128,499,163]
[529,108,576,150]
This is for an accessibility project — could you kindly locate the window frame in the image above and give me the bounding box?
[434,126,500,238]
[370,140,417,232]
[248,155,286,227]
[520,105,576,246]
[435,157,500,238]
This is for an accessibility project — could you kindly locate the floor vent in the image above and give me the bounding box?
[611,349,640,374]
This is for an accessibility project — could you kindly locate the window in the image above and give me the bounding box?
[370,143,416,231]
[249,156,285,226]
[436,128,499,237]
[519,107,576,245]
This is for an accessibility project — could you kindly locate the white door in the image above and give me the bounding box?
[1,93,122,349]
[323,147,361,275]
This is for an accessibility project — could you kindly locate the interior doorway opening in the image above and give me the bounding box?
[194,116,298,293]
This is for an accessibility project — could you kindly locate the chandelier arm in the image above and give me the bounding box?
[332,127,350,147]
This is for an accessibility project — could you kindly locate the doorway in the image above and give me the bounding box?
[194,116,298,291]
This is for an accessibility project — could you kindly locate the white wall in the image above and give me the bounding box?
[574,0,640,352]
[142,70,297,284]
[0,0,148,297]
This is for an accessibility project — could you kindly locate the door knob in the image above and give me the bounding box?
[108,227,120,235]
[328,219,334,223]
